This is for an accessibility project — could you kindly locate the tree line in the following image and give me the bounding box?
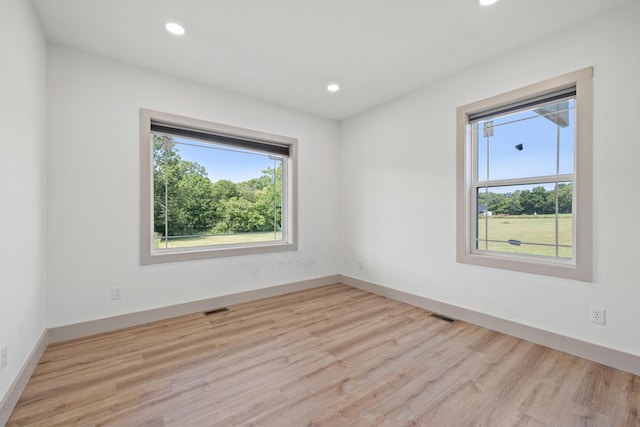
[478,184,572,216]
[153,136,281,238]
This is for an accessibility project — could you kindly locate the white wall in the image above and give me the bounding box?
[46,45,341,327]
[0,0,47,401]
[340,1,640,357]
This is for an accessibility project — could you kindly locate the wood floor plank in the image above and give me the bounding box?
[7,284,640,426]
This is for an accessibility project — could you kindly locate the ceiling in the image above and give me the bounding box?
[31,0,632,121]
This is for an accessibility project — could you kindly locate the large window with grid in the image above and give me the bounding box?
[140,109,297,264]
[456,68,592,281]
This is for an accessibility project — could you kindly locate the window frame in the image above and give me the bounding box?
[456,68,593,281]
[140,109,298,265]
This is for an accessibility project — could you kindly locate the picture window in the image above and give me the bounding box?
[140,109,298,264]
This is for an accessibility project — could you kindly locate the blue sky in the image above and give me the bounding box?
[476,99,574,192]
[172,138,278,183]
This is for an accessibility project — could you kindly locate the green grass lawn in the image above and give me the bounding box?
[154,231,282,249]
[477,214,572,258]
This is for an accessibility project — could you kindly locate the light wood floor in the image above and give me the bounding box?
[7,284,640,426]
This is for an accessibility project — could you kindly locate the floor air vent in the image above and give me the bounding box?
[430,313,456,323]
[204,307,229,316]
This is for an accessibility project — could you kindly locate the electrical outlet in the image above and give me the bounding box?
[357,261,363,270]
[1,345,7,371]
[590,307,606,325]
[111,286,121,300]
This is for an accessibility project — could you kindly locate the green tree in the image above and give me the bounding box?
[213,197,265,233]
[211,180,239,203]
[486,192,507,215]
[520,186,553,215]
[254,165,282,232]
[153,136,215,237]
[176,174,215,232]
[506,191,525,215]
[557,183,573,213]
[211,165,282,234]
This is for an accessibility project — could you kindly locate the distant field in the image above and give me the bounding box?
[476,214,572,258]
[154,231,282,249]
[154,216,572,258]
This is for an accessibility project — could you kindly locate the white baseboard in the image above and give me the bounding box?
[49,275,340,343]
[0,330,49,427]
[339,274,640,377]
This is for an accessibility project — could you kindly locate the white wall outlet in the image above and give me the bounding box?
[111,286,121,300]
[1,345,7,371]
[357,261,363,270]
[590,307,606,325]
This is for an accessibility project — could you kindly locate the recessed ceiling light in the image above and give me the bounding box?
[327,83,340,93]
[165,22,185,36]
[479,0,498,5]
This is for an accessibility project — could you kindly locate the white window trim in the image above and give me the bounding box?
[456,68,593,281]
[140,109,298,265]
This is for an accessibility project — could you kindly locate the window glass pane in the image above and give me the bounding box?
[475,99,574,182]
[476,187,488,251]
[475,183,572,258]
[153,135,283,251]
